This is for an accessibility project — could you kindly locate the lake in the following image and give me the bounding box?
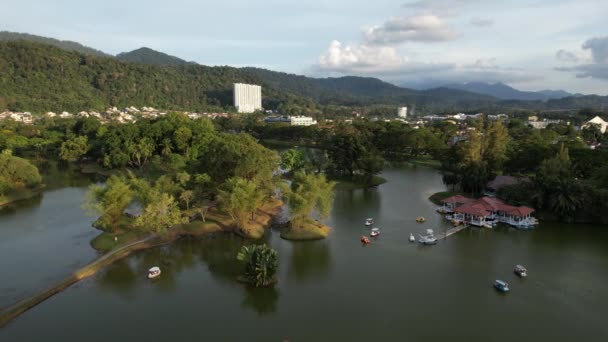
[1,166,608,341]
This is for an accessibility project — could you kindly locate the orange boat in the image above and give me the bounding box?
[360,236,371,244]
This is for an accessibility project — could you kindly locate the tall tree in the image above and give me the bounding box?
[285,171,335,227]
[59,136,89,162]
[134,192,186,234]
[218,177,266,229]
[86,175,134,231]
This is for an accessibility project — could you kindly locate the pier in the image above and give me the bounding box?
[433,224,468,240]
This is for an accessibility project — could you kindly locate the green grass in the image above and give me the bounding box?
[332,175,387,190]
[280,221,330,241]
[90,230,149,253]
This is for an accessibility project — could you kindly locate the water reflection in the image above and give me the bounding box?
[98,259,138,298]
[240,286,279,316]
[0,194,43,215]
[288,241,331,282]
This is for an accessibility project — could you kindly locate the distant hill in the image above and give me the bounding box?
[444,82,574,101]
[0,31,111,57]
[242,67,497,111]
[1,40,606,114]
[116,47,193,66]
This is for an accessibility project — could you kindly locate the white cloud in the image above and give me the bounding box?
[470,18,493,27]
[364,15,458,45]
[317,40,408,73]
[583,36,608,64]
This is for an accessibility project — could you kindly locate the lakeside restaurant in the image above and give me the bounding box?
[439,196,538,229]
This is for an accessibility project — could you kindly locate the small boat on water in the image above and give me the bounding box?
[365,218,374,226]
[445,215,453,221]
[416,217,426,223]
[409,233,415,242]
[370,228,380,237]
[361,236,371,244]
[514,265,528,277]
[418,235,437,245]
[494,280,509,292]
[148,266,161,279]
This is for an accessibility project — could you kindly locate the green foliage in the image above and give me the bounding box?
[86,175,134,231]
[218,177,267,229]
[134,192,186,234]
[285,171,335,226]
[116,47,190,66]
[236,244,279,287]
[59,135,89,161]
[0,149,42,195]
[280,148,307,172]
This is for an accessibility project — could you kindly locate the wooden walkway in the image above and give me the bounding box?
[433,224,468,240]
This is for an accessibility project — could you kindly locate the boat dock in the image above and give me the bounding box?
[433,224,468,240]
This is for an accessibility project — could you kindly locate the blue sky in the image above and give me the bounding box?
[2,0,608,94]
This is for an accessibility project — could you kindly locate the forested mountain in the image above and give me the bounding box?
[0,40,607,114]
[0,41,266,112]
[242,67,498,109]
[0,31,111,57]
[444,82,573,101]
[116,47,192,66]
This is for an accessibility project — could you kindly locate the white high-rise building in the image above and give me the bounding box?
[398,106,408,118]
[233,83,262,113]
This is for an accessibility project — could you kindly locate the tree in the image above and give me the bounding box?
[236,244,279,287]
[59,135,89,162]
[134,192,186,234]
[179,190,194,210]
[0,149,42,194]
[483,121,509,171]
[218,177,266,229]
[280,148,306,173]
[285,171,335,227]
[86,175,134,231]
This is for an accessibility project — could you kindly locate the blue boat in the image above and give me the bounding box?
[494,280,509,292]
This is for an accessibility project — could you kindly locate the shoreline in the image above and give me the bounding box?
[0,185,46,208]
[0,199,284,327]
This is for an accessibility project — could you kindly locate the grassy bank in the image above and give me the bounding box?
[280,220,330,241]
[332,175,387,190]
[404,157,441,169]
[0,186,45,208]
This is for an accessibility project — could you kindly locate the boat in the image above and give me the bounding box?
[445,215,453,221]
[360,236,371,244]
[409,233,415,242]
[416,217,426,223]
[365,218,374,226]
[418,235,437,245]
[148,266,161,279]
[482,222,493,229]
[370,228,380,237]
[493,280,509,292]
[514,265,528,277]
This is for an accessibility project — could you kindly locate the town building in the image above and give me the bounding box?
[397,106,408,118]
[584,116,608,133]
[290,116,317,126]
[233,83,262,113]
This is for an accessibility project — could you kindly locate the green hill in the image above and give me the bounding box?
[116,47,192,66]
[0,31,111,57]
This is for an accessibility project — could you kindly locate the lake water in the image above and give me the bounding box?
[2,167,608,341]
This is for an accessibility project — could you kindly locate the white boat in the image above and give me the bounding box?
[445,215,453,221]
[370,228,380,237]
[418,235,437,245]
[514,265,528,277]
[494,280,509,292]
[365,218,374,226]
[409,233,415,242]
[148,266,161,279]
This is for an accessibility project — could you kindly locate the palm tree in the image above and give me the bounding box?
[236,244,279,287]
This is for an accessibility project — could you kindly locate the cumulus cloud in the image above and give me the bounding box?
[364,15,458,45]
[583,36,608,64]
[317,40,408,73]
[470,18,493,27]
[557,36,608,80]
[556,49,579,62]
